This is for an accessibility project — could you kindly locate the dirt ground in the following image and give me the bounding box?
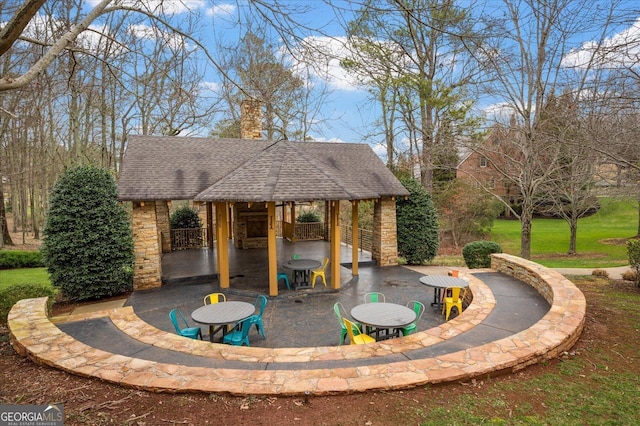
[1,277,639,425]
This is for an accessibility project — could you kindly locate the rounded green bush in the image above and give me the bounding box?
[41,165,134,302]
[170,206,202,229]
[0,283,56,325]
[396,177,439,265]
[297,211,321,223]
[462,241,502,269]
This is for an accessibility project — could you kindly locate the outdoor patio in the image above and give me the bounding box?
[9,252,587,395]
[127,239,453,348]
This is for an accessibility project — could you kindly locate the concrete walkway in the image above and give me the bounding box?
[8,254,587,396]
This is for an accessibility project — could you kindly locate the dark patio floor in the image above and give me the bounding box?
[107,239,549,349]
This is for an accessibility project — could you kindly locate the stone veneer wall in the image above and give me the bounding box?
[491,252,586,357]
[156,201,171,253]
[372,197,399,266]
[132,201,162,290]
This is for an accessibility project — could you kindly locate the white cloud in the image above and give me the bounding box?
[206,4,235,17]
[481,102,518,123]
[562,16,640,69]
[127,23,188,51]
[88,0,206,15]
[287,36,364,92]
[200,81,220,93]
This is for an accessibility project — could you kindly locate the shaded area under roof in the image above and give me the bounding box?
[118,136,409,202]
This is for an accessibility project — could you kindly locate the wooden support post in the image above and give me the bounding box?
[215,202,230,289]
[267,202,278,296]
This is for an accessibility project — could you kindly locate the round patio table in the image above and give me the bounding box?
[282,259,322,289]
[191,301,255,342]
[350,303,416,341]
[419,275,468,308]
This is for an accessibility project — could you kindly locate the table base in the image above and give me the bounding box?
[364,326,402,342]
[431,288,443,308]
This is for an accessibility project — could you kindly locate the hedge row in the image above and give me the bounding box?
[0,250,44,269]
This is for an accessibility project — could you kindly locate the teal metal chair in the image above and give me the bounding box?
[277,272,291,290]
[247,295,268,339]
[169,308,202,340]
[334,302,361,345]
[364,292,385,303]
[222,318,252,347]
[401,300,425,336]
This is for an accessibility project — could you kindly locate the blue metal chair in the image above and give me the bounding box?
[169,308,202,340]
[222,318,252,346]
[247,295,268,339]
[277,272,291,290]
[401,300,425,336]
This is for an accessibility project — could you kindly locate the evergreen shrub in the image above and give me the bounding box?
[170,206,202,229]
[41,166,134,301]
[0,250,43,269]
[297,211,321,223]
[396,177,439,265]
[462,241,502,268]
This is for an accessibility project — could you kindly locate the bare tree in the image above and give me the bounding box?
[473,0,626,259]
[213,24,331,141]
[340,0,483,189]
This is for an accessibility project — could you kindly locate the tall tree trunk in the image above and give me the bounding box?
[569,220,578,255]
[0,183,14,246]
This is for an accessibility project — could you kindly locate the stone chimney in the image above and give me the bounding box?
[240,99,263,139]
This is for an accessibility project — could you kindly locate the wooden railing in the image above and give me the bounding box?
[169,228,207,250]
[295,222,324,240]
[340,225,373,252]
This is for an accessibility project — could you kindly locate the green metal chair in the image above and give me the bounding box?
[401,300,425,336]
[169,308,202,340]
[364,292,385,303]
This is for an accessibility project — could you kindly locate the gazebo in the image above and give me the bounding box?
[117,103,409,296]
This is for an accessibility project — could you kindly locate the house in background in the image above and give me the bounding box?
[117,100,410,296]
[456,124,521,211]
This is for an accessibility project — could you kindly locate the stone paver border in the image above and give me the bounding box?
[8,255,586,395]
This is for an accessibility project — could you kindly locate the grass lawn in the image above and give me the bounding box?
[491,197,638,268]
[0,268,51,291]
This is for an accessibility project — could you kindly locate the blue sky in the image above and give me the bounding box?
[82,1,640,155]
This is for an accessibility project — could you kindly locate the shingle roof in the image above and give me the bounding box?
[117,135,409,202]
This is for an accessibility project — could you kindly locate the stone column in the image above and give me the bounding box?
[372,197,399,267]
[132,201,162,290]
[156,201,171,253]
[240,99,263,139]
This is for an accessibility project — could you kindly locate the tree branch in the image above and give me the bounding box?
[0,0,113,92]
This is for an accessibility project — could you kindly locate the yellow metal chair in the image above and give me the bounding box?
[310,257,329,288]
[343,317,375,345]
[203,293,226,305]
[442,287,464,321]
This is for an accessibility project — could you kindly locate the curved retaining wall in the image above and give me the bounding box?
[8,256,586,396]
